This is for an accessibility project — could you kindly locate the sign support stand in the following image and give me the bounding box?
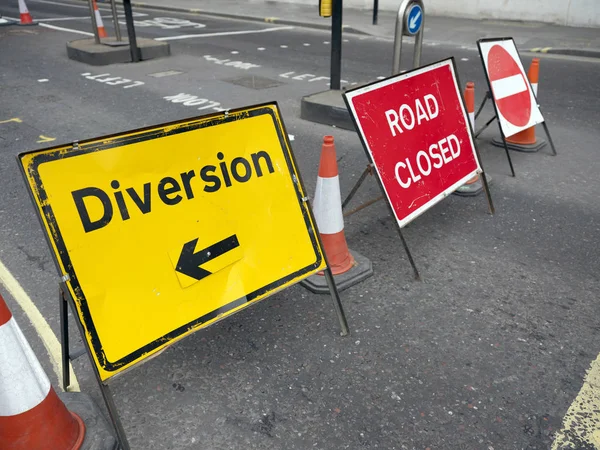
[471,92,515,177]
[397,229,421,281]
[341,163,374,209]
[60,282,131,450]
[541,121,557,156]
[343,157,421,281]
[323,267,350,335]
[288,135,351,335]
[476,38,557,176]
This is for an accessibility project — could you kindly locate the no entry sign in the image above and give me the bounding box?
[344,58,482,228]
[478,38,544,138]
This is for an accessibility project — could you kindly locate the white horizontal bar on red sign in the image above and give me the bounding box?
[491,74,527,100]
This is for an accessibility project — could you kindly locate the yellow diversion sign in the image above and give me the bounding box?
[19,103,326,381]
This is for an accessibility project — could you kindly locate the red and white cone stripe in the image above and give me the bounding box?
[17,0,34,24]
[313,169,344,235]
[0,296,84,449]
[0,300,51,417]
[312,136,354,275]
[92,0,107,38]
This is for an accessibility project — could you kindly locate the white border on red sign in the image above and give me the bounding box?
[344,58,482,229]
[478,38,544,138]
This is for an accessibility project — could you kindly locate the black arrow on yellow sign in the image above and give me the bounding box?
[176,234,240,281]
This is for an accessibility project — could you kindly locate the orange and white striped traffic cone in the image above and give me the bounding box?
[0,293,85,449]
[17,0,36,25]
[493,58,546,152]
[454,82,490,197]
[504,58,543,150]
[92,0,107,38]
[313,135,354,274]
[301,136,373,294]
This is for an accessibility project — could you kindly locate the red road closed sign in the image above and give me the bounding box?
[344,58,482,228]
[478,38,544,138]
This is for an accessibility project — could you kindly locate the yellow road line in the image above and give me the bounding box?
[37,135,56,143]
[552,353,600,449]
[0,118,22,124]
[0,258,80,392]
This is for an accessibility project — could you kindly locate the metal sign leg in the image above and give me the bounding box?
[474,115,497,138]
[480,171,495,215]
[474,92,490,121]
[342,164,372,209]
[397,228,420,281]
[61,284,131,449]
[59,285,71,391]
[498,126,516,177]
[100,383,131,450]
[323,267,350,336]
[541,121,558,156]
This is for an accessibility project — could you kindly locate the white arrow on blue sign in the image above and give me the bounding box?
[406,3,423,35]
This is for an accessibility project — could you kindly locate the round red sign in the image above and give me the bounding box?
[487,45,531,127]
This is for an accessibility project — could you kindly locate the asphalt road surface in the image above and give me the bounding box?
[1,1,599,449]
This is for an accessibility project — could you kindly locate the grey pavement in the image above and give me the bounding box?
[125,0,600,54]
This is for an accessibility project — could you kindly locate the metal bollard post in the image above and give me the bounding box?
[110,0,122,41]
[392,0,424,74]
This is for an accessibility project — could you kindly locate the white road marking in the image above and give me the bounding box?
[37,79,49,82]
[324,41,330,44]
[164,92,223,111]
[461,57,469,61]
[37,13,148,21]
[203,55,260,70]
[257,47,265,51]
[231,50,239,54]
[155,26,294,41]
[303,43,310,46]
[126,17,205,29]
[343,39,349,42]
[38,22,94,35]
[491,74,527,100]
[30,0,118,12]
[280,45,288,48]
[0,258,80,392]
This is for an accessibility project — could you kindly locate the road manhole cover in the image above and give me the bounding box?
[225,76,284,90]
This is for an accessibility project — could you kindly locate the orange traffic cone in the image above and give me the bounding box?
[92,0,107,38]
[0,293,85,449]
[493,58,546,152]
[454,82,489,197]
[505,58,539,147]
[313,136,354,274]
[17,0,36,25]
[300,136,373,294]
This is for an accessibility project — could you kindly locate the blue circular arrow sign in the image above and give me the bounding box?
[406,3,423,35]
